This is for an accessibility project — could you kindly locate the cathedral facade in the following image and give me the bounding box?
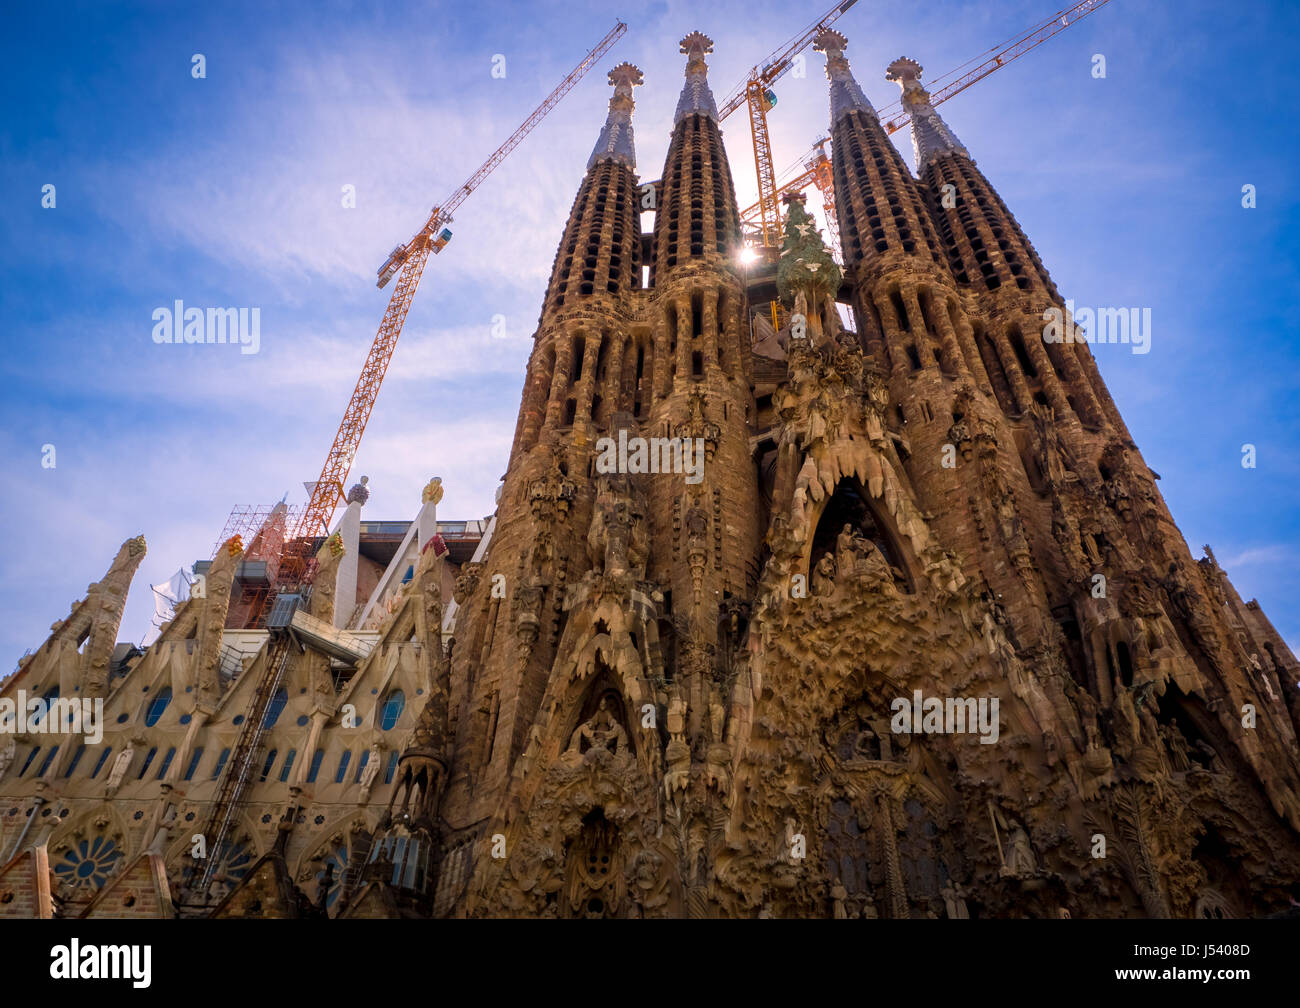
[2,29,1298,919]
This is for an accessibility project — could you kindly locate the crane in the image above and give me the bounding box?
[737,0,1114,253]
[717,0,858,264]
[193,21,626,898]
[276,18,629,595]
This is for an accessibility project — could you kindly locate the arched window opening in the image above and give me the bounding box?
[182,747,203,781]
[335,751,353,784]
[890,290,911,333]
[262,688,288,729]
[564,808,621,918]
[145,687,172,727]
[1116,640,1134,689]
[136,747,158,779]
[1008,326,1037,379]
[31,686,59,728]
[156,747,176,780]
[380,690,406,731]
[572,335,586,382]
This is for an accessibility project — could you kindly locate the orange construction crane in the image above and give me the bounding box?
[738,0,1113,249]
[278,19,628,593]
[718,0,858,265]
[192,22,626,898]
[225,21,627,615]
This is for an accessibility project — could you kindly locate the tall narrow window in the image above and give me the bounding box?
[259,749,278,782]
[156,747,176,780]
[278,749,297,783]
[335,751,352,784]
[145,687,172,727]
[379,691,405,731]
[37,746,60,777]
[353,749,371,784]
[183,747,204,781]
[91,746,114,779]
[384,750,400,784]
[211,748,231,780]
[19,747,40,777]
[262,688,288,729]
[572,335,586,382]
[306,750,326,784]
[30,687,59,728]
[64,745,86,778]
[137,747,158,779]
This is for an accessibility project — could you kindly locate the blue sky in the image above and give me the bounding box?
[2,0,1297,668]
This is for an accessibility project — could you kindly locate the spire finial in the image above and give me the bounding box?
[588,62,642,170]
[674,31,720,124]
[814,29,877,124]
[886,56,970,168]
[680,31,713,64]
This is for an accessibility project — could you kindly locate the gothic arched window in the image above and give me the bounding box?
[261,688,288,729]
[824,798,872,899]
[30,687,59,728]
[380,690,405,731]
[145,687,172,727]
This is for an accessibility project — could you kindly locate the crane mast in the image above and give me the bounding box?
[718,0,857,263]
[193,22,625,900]
[279,20,628,594]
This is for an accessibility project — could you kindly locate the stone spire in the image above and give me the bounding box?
[23,535,149,699]
[674,31,720,123]
[588,62,642,170]
[886,57,970,169]
[814,29,877,125]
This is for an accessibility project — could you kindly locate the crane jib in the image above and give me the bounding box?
[289,20,627,591]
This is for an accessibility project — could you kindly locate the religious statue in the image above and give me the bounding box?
[1194,739,1226,774]
[105,746,135,797]
[1162,723,1191,773]
[359,743,383,801]
[1004,822,1037,878]
[812,552,836,597]
[567,696,629,758]
[836,524,857,573]
[830,880,850,919]
[941,882,970,919]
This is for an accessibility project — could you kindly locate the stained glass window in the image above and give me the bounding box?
[379,691,405,731]
[145,688,172,727]
[262,689,288,729]
[53,835,123,891]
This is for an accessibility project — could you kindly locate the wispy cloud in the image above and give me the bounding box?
[2,0,1298,666]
